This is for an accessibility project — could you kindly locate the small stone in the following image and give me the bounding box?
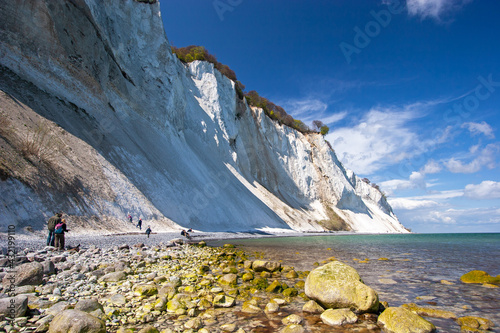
[302,300,324,314]
[220,323,237,332]
[265,302,279,313]
[321,308,357,326]
[184,317,202,330]
[282,314,303,325]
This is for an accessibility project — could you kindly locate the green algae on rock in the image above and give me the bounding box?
[304,261,379,313]
[378,307,436,333]
[460,270,500,284]
[457,316,495,331]
[402,303,457,319]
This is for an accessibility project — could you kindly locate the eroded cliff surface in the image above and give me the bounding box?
[0,0,407,234]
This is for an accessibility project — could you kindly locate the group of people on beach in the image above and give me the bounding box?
[47,213,196,249]
[46,212,69,250]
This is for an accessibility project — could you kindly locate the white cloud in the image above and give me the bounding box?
[462,121,495,139]
[464,180,500,199]
[326,108,419,174]
[421,160,442,174]
[406,0,473,21]
[389,197,439,210]
[444,143,499,173]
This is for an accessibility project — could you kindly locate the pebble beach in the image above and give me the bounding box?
[0,231,497,333]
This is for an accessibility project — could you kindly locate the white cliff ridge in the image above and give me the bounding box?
[0,0,408,234]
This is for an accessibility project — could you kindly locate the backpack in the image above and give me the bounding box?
[54,223,64,234]
[48,218,57,231]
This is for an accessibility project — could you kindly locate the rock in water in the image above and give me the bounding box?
[48,309,106,333]
[377,307,436,333]
[304,261,379,313]
[320,308,358,326]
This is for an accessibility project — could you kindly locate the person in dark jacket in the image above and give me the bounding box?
[136,218,143,230]
[54,218,69,251]
[46,212,62,246]
[145,226,152,238]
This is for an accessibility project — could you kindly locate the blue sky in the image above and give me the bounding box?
[159,0,500,233]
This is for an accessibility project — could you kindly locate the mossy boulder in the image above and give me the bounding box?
[402,303,457,319]
[378,307,436,333]
[460,270,500,284]
[304,261,379,313]
[252,277,269,290]
[242,272,254,281]
[133,283,158,297]
[266,280,284,293]
[213,295,236,308]
[219,273,238,286]
[320,308,358,326]
[283,287,298,297]
[457,316,494,330]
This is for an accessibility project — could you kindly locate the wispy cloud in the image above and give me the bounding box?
[406,0,473,21]
[462,121,495,139]
[389,197,439,210]
[444,143,499,173]
[325,99,447,175]
[464,180,500,199]
[280,97,347,127]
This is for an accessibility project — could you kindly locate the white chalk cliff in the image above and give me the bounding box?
[0,0,408,234]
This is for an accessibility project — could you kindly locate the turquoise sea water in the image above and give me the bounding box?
[212,233,500,332]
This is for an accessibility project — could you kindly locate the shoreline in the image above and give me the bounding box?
[3,229,370,252]
[0,232,497,332]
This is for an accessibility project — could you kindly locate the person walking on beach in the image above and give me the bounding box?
[136,218,142,230]
[54,218,69,251]
[145,225,152,238]
[46,212,62,247]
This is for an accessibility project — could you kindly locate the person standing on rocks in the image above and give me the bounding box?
[145,225,152,238]
[128,214,133,223]
[54,218,69,251]
[136,218,142,230]
[46,212,62,246]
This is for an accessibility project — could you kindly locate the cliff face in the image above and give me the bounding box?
[0,0,408,234]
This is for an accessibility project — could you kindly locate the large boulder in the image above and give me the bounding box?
[304,261,379,313]
[48,309,106,333]
[2,262,43,286]
[0,295,28,318]
[378,307,436,333]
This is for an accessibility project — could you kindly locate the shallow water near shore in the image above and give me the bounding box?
[210,233,500,332]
